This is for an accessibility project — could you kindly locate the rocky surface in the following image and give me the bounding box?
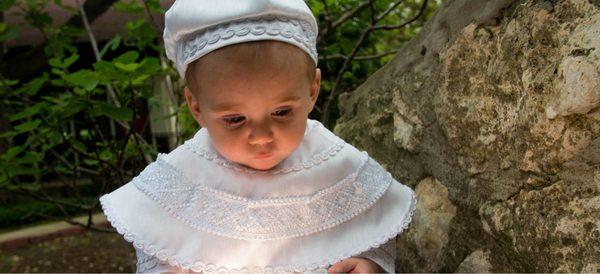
[334,0,599,272]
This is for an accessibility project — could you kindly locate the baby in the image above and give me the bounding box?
[100,0,416,273]
[185,40,383,273]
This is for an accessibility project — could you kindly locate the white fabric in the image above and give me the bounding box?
[134,238,396,273]
[100,119,415,273]
[163,0,319,79]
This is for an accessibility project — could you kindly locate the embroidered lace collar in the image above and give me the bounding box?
[182,119,346,174]
[132,151,391,240]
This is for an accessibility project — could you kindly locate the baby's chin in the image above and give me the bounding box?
[237,155,287,171]
[239,160,280,171]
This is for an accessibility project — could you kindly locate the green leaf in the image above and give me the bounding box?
[340,37,354,53]
[342,71,354,82]
[48,130,62,145]
[114,51,139,64]
[114,61,143,72]
[136,57,162,74]
[90,102,133,121]
[145,0,163,12]
[2,146,24,161]
[73,87,87,95]
[0,78,19,87]
[131,74,151,85]
[0,23,19,42]
[62,70,99,91]
[99,35,121,58]
[93,60,115,72]
[63,53,79,68]
[83,159,99,166]
[92,60,123,81]
[8,102,46,121]
[14,152,42,165]
[99,150,113,161]
[71,139,87,152]
[48,57,63,68]
[49,53,79,69]
[0,130,17,138]
[14,119,41,133]
[113,0,144,14]
[15,73,48,96]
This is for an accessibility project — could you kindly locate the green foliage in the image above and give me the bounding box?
[0,0,167,210]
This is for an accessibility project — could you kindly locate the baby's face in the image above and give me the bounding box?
[184,46,320,171]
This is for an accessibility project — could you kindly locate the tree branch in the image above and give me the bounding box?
[319,49,399,61]
[317,0,371,44]
[373,0,430,31]
[319,0,430,126]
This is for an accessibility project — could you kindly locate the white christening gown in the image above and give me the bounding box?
[100,119,416,273]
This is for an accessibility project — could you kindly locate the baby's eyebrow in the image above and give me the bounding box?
[211,95,301,112]
[277,95,302,103]
[211,103,242,112]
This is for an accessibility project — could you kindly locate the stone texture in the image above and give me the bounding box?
[455,249,492,273]
[334,0,599,272]
[412,178,456,271]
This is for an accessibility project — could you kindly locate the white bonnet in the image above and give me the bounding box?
[163,0,319,79]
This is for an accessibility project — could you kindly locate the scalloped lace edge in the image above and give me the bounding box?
[99,185,416,273]
[182,123,347,175]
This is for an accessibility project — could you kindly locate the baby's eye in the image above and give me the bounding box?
[272,109,292,117]
[223,116,245,127]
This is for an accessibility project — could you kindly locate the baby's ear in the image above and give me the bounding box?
[310,68,321,105]
[184,86,205,127]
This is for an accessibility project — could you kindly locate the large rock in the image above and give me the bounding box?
[335,0,599,272]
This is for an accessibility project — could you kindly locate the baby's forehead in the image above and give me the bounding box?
[218,43,304,65]
[185,41,315,95]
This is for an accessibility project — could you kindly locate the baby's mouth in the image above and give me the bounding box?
[254,152,273,159]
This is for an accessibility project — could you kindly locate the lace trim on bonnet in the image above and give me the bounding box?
[177,14,318,78]
[130,151,390,241]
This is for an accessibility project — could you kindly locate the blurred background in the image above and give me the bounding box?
[0,0,440,271]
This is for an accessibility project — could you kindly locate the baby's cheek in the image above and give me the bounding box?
[211,133,244,160]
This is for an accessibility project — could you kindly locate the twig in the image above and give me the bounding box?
[319,49,399,61]
[321,16,375,125]
[16,188,89,212]
[48,149,100,175]
[373,0,430,31]
[74,0,121,108]
[377,0,406,21]
[8,206,114,233]
[117,81,139,171]
[318,0,371,44]
[319,0,333,33]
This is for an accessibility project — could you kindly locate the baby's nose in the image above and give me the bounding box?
[248,125,274,146]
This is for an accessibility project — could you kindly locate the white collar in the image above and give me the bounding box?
[181,119,346,174]
[100,119,415,273]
